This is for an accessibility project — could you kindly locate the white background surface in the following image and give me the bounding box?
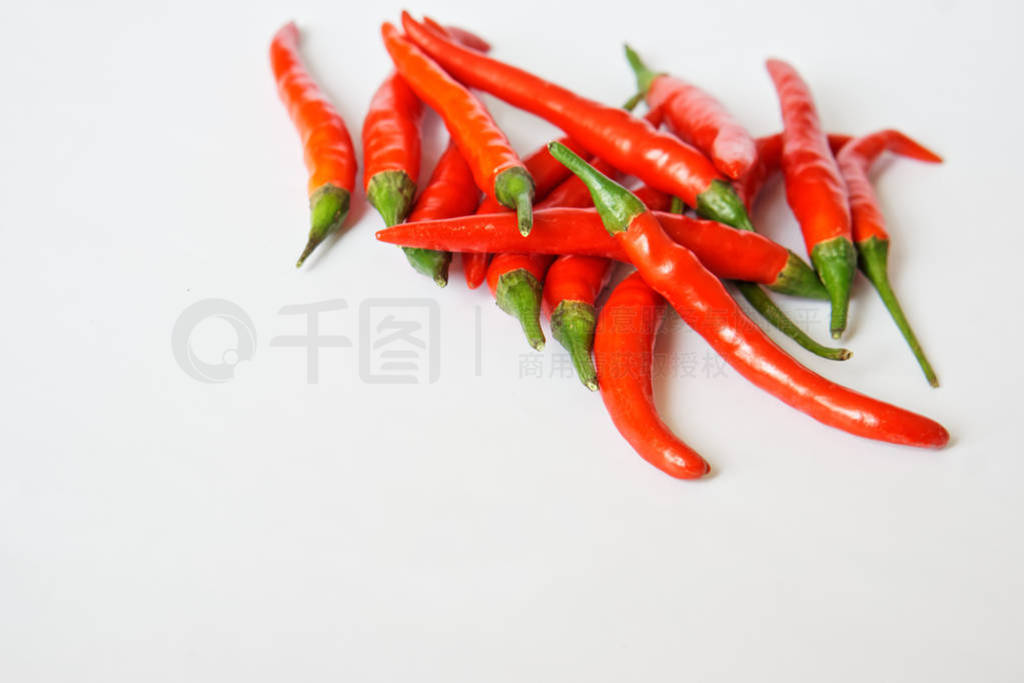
[2,0,1022,680]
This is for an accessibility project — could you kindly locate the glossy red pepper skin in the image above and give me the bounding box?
[400,13,754,234]
[736,133,852,209]
[377,208,794,289]
[837,130,943,386]
[381,23,535,234]
[594,272,710,478]
[766,59,856,338]
[399,140,481,286]
[625,46,757,180]
[270,23,357,267]
[549,141,949,449]
[464,136,587,288]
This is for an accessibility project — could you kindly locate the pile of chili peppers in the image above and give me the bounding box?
[269,15,949,479]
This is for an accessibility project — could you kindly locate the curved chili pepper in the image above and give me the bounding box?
[548,141,949,449]
[486,253,555,350]
[399,13,754,234]
[625,45,757,180]
[376,208,822,296]
[736,133,852,209]
[464,136,588,288]
[595,272,710,478]
[269,22,357,268]
[542,255,613,390]
[381,23,535,235]
[837,130,943,386]
[766,59,857,338]
[400,139,481,286]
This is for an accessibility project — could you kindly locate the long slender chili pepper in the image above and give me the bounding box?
[543,255,613,390]
[361,71,428,275]
[766,59,857,338]
[269,22,357,268]
[486,253,555,350]
[736,133,852,209]
[595,272,710,478]
[464,136,587,288]
[837,130,943,386]
[381,23,536,235]
[377,208,823,295]
[400,140,481,286]
[624,45,757,180]
[548,141,949,448]
[400,13,754,233]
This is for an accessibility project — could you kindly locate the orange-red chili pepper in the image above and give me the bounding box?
[269,22,357,268]
[766,59,857,338]
[486,253,555,350]
[400,13,754,233]
[542,255,614,390]
[837,130,943,386]
[549,141,949,449]
[625,45,757,180]
[463,136,586,288]
[595,272,710,478]
[376,208,821,295]
[735,133,852,209]
[381,23,535,235]
[399,139,481,286]
[362,72,422,225]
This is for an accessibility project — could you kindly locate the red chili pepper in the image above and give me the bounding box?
[381,23,536,235]
[766,59,857,338]
[736,133,852,209]
[630,183,673,212]
[399,139,481,286]
[464,136,588,289]
[376,208,822,296]
[548,141,949,449]
[486,253,555,350]
[269,22,357,267]
[595,272,710,478]
[625,45,757,180]
[542,255,613,390]
[362,72,422,226]
[400,13,754,233]
[837,130,943,386]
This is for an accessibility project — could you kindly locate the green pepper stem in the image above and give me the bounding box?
[550,300,599,390]
[494,167,536,236]
[669,196,686,214]
[768,251,829,300]
[402,247,451,287]
[695,179,756,232]
[495,269,545,350]
[858,237,938,387]
[623,44,660,95]
[367,170,417,227]
[621,91,645,112]
[297,184,350,268]
[737,282,851,361]
[810,236,858,338]
[548,141,646,234]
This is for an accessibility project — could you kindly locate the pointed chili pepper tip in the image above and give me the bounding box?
[548,141,646,235]
[493,167,535,235]
[495,269,545,350]
[551,300,599,391]
[367,170,417,227]
[297,184,350,268]
[623,44,661,96]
